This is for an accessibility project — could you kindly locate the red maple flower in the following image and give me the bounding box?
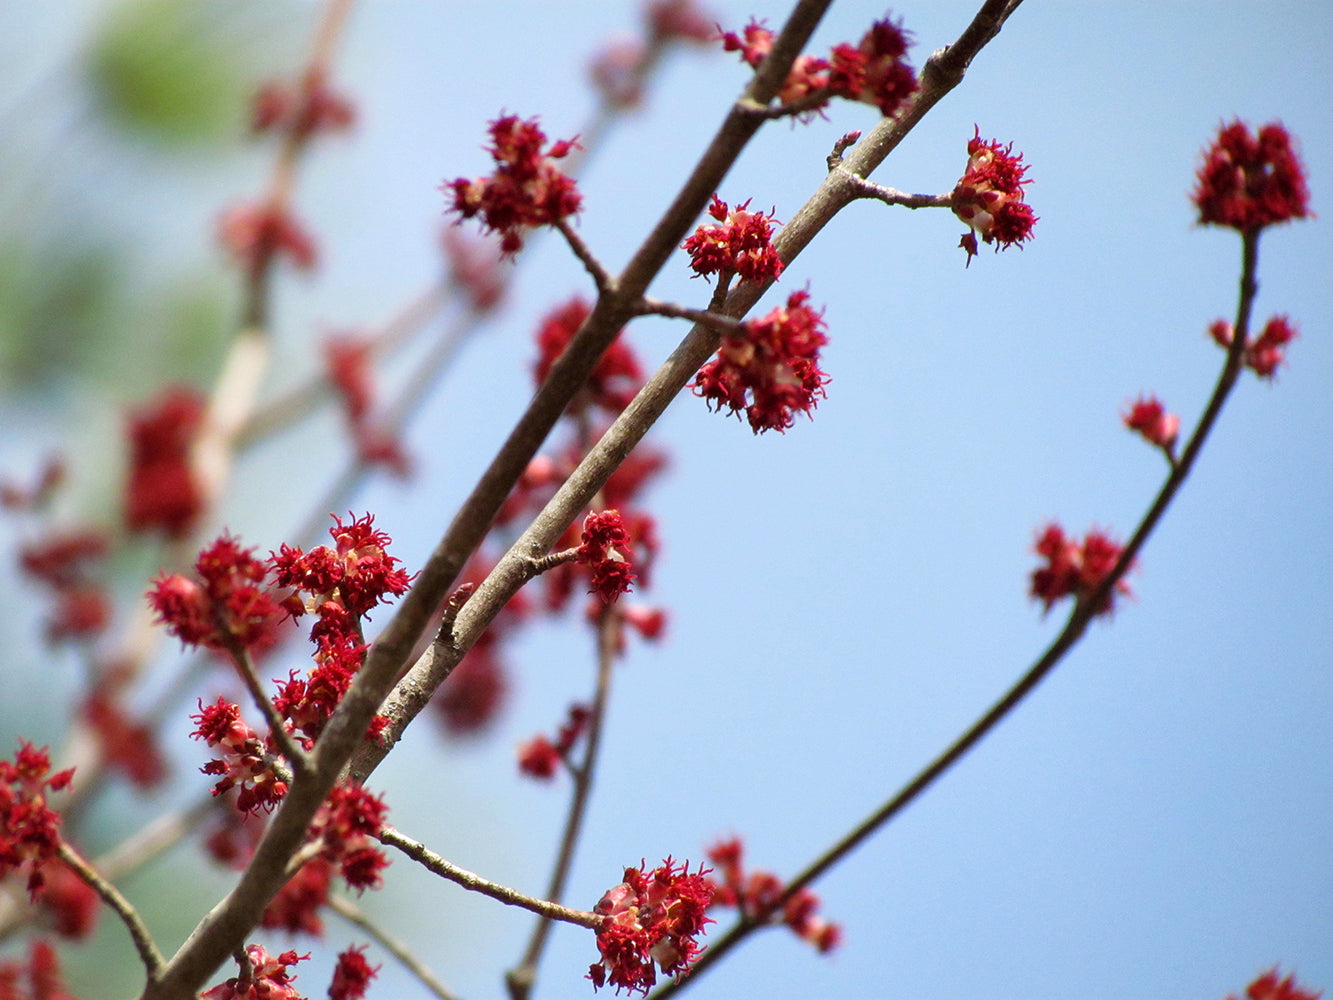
[442,227,509,314]
[518,704,590,780]
[691,289,829,434]
[1029,522,1132,617]
[588,858,714,995]
[718,20,830,112]
[577,510,637,604]
[682,195,784,284]
[828,15,918,117]
[0,742,75,901]
[952,127,1037,265]
[219,200,317,277]
[704,836,842,953]
[0,940,77,1000]
[1246,315,1298,378]
[124,385,206,538]
[648,0,715,44]
[1193,121,1311,233]
[329,945,379,1000]
[1229,967,1322,1000]
[532,298,643,415]
[190,698,288,815]
[262,857,333,936]
[251,70,355,139]
[444,114,582,255]
[1122,395,1180,452]
[201,945,309,1000]
[148,533,285,651]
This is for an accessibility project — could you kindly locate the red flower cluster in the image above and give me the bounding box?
[442,228,509,314]
[0,940,76,1000]
[329,945,379,1000]
[533,298,644,416]
[1,742,74,901]
[306,782,390,894]
[952,127,1037,265]
[324,334,410,478]
[1229,968,1323,1000]
[218,201,318,278]
[18,528,111,644]
[517,703,590,780]
[588,858,714,995]
[270,513,412,745]
[191,698,288,815]
[1122,395,1180,452]
[719,15,918,120]
[1193,121,1311,233]
[577,510,638,604]
[692,289,829,433]
[124,385,205,538]
[827,16,919,116]
[148,534,284,652]
[201,945,309,1000]
[1209,315,1299,379]
[681,195,784,284]
[1030,523,1131,617]
[444,115,582,255]
[251,70,355,139]
[705,837,842,953]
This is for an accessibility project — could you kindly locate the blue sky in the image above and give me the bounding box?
[1,3,1330,999]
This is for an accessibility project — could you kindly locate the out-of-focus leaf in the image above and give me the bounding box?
[86,0,248,147]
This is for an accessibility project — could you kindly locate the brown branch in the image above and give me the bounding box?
[379,827,601,930]
[647,199,1268,1000]
[506,609,620,1000]
[58,841,165,981]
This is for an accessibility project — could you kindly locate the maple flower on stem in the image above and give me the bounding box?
[691,289,830,433]
[518,704,591,780]
[951,126,1037,266]
[1122,395,1181,462]
[1029,523,1133,617]
[705,837,842,953]
[201,944,310,1000]
[444,114,583,255]
[577,510,638,604]
[681,195,784,284]
[1192,120,1311,233]
[587,859,714,995]
[1,742,75,900]
[1209,314,1300,380]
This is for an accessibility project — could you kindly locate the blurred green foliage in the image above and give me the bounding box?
[87,0,249,148]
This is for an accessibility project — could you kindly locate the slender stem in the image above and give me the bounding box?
[378,827,600,929]
[649,227,1268,1000]
[224,641,311,775]
[58,841,165,980]
[327,893,459,1000]
[506,609,620,1000]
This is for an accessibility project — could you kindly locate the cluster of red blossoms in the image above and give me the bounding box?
[706,837,842,953]
[148,515,410,806]
[1,742,74,900]
[250,69,355,140]
[533,298,645,416]
[681,195,785,285]
[1192,120,1311,233]
[200,944,377,1000]
[577,510,639,604]
[445,115,582,255]
[518,703,590,780]
[719,15,918,120]
[691,289,830,433]
[1030,523,1131,617]
[124,385,206,539]
[1209,315,1299,379]
[323,334,411,477]
[1122,395,1181,453]
[589,858,714,995]
[952,126,1038,265]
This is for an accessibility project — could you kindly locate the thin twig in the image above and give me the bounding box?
[506,608,620,1000]
[58,841,165,980]
[327,893,459,1000]
[378,827,601,929]
[648,205,1267,1000]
